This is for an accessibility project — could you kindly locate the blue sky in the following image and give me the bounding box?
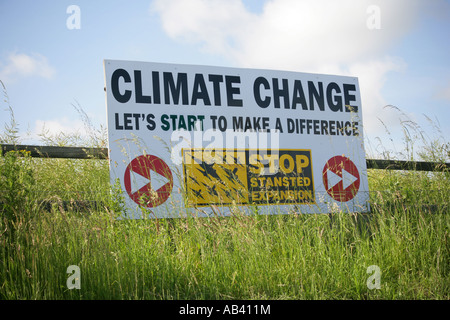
[1,0,449,160]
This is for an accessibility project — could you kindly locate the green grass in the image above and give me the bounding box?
[0,150,448,299]
[0,101,449,299]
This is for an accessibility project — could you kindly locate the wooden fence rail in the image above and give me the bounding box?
[2,144,449,172]
[1,144,108,159]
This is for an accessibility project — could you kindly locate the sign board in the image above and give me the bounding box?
[104,60,370,218]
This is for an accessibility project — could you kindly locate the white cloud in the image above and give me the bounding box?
[0,52,56,83]
[30,118,85,145]
[34,118,83,136]
[348,57,407,133]
[151,0,256,55]
[151,0,421,68]
[151,0,425,139]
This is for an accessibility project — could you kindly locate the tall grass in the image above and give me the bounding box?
[0,101,448,299]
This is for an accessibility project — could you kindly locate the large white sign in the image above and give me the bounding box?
[104,60,370,219]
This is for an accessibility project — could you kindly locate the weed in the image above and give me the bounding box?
[0,101,448,299]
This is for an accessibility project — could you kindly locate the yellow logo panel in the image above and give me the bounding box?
[182,149,315,207]
[183,149,249,206]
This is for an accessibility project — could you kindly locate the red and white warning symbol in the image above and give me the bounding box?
[322,155,360,202]
[124,155,173,208]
